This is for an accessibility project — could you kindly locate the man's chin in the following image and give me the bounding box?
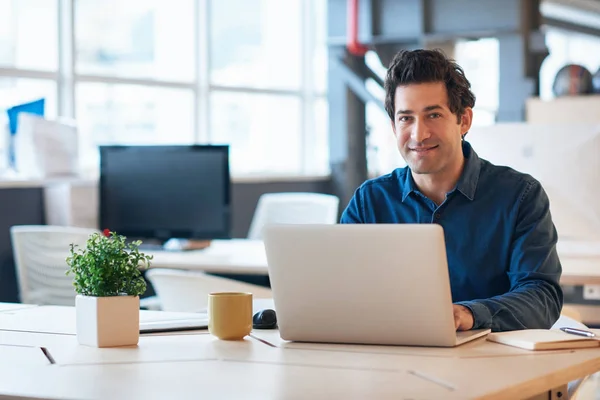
[411,168,435,175]
[407,161,438,175]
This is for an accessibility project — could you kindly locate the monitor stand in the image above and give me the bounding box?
[162,238,212,251]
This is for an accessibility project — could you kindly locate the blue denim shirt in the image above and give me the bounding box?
[340,141,563,332]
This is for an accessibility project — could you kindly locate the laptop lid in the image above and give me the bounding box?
[262,224,461,347]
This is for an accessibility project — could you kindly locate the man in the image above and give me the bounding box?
[340,49,563,332]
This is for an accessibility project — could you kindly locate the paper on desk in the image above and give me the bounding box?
[487,329,600,351]
[14,113,79,178]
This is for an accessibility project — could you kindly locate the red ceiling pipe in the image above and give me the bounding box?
[347,0,369,56]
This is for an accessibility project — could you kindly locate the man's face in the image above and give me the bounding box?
[391,82,471,175]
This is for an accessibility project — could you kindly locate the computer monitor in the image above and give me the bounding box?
[99,145,231,246]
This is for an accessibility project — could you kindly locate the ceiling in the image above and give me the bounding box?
[541,0,600,35]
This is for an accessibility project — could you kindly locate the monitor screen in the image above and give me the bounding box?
[99,145,231,241]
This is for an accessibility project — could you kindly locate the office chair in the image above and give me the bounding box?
[145,268,272,312]
[10,225,99,305]
[247,192,340,240]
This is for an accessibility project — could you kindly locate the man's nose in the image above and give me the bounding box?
[411,118,431,143]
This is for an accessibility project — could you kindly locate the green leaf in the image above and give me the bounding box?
[65,230,152,297]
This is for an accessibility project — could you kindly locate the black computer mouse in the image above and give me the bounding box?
[253,309,277,329]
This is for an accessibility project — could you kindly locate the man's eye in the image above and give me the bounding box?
[399,116,411,122]
[429,113,441,119]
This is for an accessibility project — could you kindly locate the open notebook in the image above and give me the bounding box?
[487,329,600,350]
[140,316,208,333]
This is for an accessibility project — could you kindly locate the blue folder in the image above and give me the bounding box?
[6,98,45,135]
[5,98,45,169]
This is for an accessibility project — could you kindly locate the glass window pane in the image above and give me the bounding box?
[75,0,195,82]
[0,78,57,117]
[210,0,302,90]
[305,98,329,175]
[366,102,405,177]
[313,0,328,94]
[454,38,499,119]
[0,0,58,70]
[210,92,302,174]
[76,83,194,145]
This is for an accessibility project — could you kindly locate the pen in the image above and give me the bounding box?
[560,327,596,338]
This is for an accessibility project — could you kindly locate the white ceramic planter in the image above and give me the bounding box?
[76,294,140,347]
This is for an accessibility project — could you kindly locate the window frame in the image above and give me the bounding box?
[0,0,329,179]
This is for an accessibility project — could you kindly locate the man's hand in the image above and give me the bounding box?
[453,305,474,331]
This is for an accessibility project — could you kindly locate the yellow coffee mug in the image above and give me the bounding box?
[208,292,253,340]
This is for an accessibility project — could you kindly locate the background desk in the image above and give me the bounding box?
[556,241,600,327]
[0,176,333,303]
[146,239,268,275]
[558,240,600,285]
[145,238,599,281]
[142,239,270,291]
[1,303,599,399]
[559,258,600,286]
[144,239,600,326]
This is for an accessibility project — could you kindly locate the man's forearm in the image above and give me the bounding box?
[455,281,562,331]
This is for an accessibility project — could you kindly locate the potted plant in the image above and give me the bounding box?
[66,230,153,347]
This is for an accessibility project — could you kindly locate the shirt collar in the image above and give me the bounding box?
[401,140,481,202]
[401,169,418,202]
[455,140,480,201]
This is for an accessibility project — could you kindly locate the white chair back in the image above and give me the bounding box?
[146,268,272,312]
[247,192,340,240]
[10,225,99,305]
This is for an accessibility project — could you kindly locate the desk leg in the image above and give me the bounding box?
[524,384,568,400]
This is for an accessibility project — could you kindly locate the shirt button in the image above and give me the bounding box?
[434,213,441,220]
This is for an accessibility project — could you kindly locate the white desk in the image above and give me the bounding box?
[0,302,38,313]
[0,300,272,336]
[0,303,599,399]
[146,239,268,275]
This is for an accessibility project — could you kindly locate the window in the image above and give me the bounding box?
[312,0,328,94]
[76,83,195,145]
[210,92,302,174]
[74,0,195,82]
[364,51,405,177]
[0,78,57,117]
[0,0,329,178]
[207,0,328,175]
[0,0,58,71]
[210,0,302,90]
[454,38,499,126]
[308,98,330,175]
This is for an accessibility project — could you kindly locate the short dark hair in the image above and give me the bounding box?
[384,49,476,124]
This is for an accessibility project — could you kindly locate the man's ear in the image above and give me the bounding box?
[390,119,396,136]
[460,107,473,136]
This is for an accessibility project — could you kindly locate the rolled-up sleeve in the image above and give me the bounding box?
[456,179,563,331]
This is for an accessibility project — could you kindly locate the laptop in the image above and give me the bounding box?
[262,223,491,347]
